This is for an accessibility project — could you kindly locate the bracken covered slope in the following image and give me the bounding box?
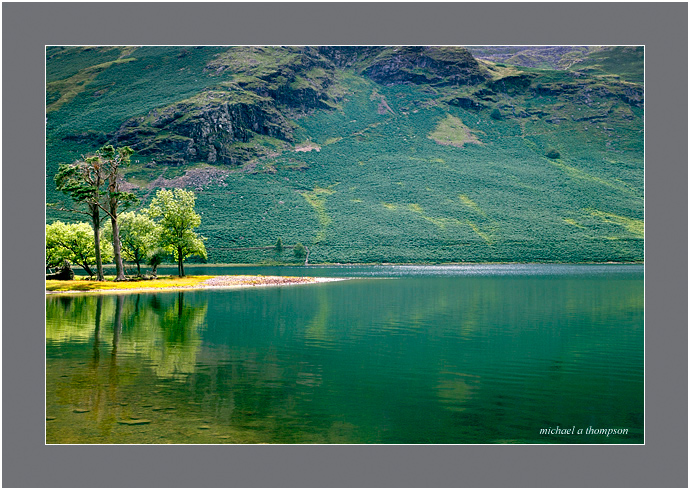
[46,46,644,264]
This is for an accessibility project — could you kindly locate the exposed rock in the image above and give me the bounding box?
[113,91,294,166]
[318,46,386,68]
[117,419,152,425]
[362,47,487,87]
[486,74,536,95]
[446,97,487,111]
[61,130,108,145]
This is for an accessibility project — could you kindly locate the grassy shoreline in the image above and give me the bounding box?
[46,275,344,295]
[48,260,643,295]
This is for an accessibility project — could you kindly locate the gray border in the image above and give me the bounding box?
[3,2,687,488]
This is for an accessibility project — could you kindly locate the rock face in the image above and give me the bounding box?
[113,46,344,167]
[317,46,386,68]
[114,90,294,166]
[362,46,488,86]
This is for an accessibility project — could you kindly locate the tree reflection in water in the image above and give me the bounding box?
[47,292,209,442]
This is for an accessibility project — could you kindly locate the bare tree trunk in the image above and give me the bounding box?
[83,263,94,278]
[107,171,126,281]
[177,246,185,277]
[92,295,102,364]
[112,295,124,354]
[111,213,126,281]
[91,205,104,281]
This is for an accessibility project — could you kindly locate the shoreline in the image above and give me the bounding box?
[83,261,644,269]
[46,275,348,296]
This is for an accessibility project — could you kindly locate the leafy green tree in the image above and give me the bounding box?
[146,189,207,277]
[103,211,160,276]
[46,221,112,277]
[147,249,168,277]
[275,237,284,252]
[293,242,306,259]
[54,144,136,281]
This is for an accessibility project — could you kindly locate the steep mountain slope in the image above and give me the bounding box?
[46,46,644,264]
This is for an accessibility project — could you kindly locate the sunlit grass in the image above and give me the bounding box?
[46,58,136,113]
[300,186,336,243]
[46,275,214,292]
[589,210,644,238]
[428,115,480,147]
[459,194,486,216]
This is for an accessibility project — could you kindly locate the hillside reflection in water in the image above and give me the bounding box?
[47,265,643,444]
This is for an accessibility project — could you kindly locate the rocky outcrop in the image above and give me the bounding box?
[113,90,294,166]
[205,47,337,113]
[533,79,643,108]
[446,97,487,111]
[362,46,487,87]
[486,74,536,95]
[317,46,386,68]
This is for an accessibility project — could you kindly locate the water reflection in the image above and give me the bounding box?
[47,268,643,444]
[48,292,209,381]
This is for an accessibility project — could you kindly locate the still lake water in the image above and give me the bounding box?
[47,265,643,444]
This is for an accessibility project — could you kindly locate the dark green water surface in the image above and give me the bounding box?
[47,265,643,444]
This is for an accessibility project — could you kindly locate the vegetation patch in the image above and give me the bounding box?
[428,115,480,147]
[46,58,136,113]
[467,222,493,245]
[563,218,585,229]
[589,210,644,238]
[459,194,485,216]
[294,142,321,152]
[548,160,633,194]
[300,186,336,243]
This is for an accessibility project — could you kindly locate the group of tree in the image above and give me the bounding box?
[50,144,206,279]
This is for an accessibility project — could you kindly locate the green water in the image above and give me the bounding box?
[47,265,643,444]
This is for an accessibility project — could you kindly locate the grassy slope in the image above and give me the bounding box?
[46,48,643,264]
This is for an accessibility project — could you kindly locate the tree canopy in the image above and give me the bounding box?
[146,189,207,277]
[46,221,112,276]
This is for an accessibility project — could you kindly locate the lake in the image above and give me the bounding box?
[46,264,643,444]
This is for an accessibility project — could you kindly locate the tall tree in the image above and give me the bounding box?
[146,189,207,277]
[99,145,136,281]
[54,155,107,280]
[54,145,136,281]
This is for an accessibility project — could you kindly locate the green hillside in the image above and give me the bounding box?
[46,46,644,264]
